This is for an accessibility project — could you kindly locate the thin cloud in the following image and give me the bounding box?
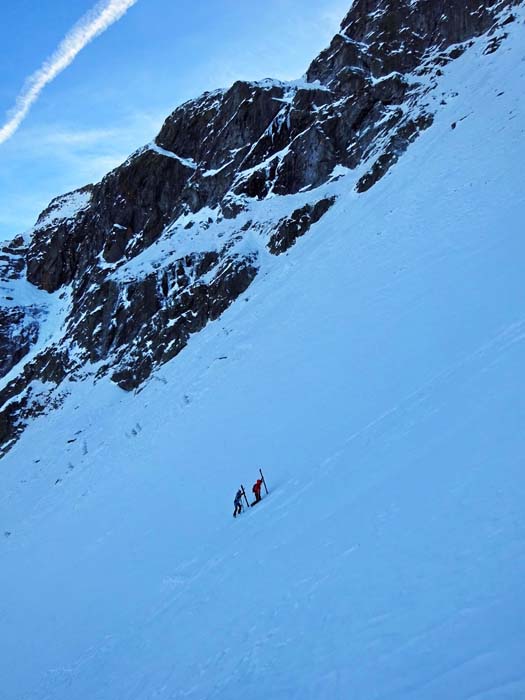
[0,0,138,146]
[0,110,165,240]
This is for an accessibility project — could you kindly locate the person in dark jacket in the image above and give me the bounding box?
[233,488,243,517]
[251,478,263,505]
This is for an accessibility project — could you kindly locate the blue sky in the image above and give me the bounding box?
[0,0,350,241]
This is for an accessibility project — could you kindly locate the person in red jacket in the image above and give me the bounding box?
[251,478,263,505]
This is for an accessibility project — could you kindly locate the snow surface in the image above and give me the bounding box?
[1,14,525,700]
[148,142,198,169]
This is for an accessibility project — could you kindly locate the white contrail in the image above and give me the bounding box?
[0,0,139,146]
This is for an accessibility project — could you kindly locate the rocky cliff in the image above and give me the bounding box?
[0,0,520,455]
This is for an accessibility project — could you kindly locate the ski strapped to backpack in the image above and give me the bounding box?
[259,468,269,495]
[240,485,250,509]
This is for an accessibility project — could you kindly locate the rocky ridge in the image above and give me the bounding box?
[0,0,520,455]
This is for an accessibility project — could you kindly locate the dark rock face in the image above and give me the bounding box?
[0,344,72,453]
[109,252,257,391]
[0,0,518,455]
[268,198,337,255]
[63,245,257,391]
[27,186,95,292]
[307,0,519,85]
[0,307,39,378]
[0,236,42,379]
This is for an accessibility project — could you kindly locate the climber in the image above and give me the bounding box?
[233,488,243,518]
[251,477,263,505]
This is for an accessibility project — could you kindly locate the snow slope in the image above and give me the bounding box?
[1,15,525,700]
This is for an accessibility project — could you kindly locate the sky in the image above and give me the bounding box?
[0,0,350,241]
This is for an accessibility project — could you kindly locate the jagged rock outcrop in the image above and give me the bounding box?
[0,0,520,455]
[268,198,337,256]
[0,236,43,379]
[308,0,516,85]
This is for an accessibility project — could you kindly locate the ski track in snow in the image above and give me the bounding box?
[1,12,525,700]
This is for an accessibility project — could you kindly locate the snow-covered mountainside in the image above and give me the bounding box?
[1,0,521,454]
[1,1,525,698]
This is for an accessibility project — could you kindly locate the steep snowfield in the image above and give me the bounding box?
[2,17,525,700]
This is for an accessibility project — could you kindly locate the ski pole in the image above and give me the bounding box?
[259,468,269,495]
[241,485,250,508]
